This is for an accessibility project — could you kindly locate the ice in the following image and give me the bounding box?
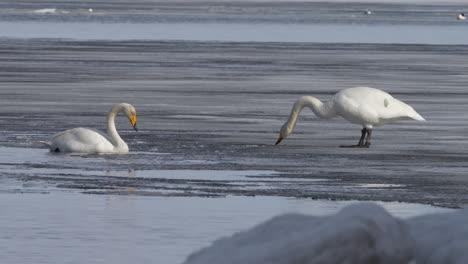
[184,203,468,264]
[1,1,468,263]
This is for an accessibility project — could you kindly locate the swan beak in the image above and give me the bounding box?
[275,134,284,145]
[130,115,138,131]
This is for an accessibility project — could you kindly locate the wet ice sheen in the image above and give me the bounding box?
[0,145,455,263]
[0,193,452,264]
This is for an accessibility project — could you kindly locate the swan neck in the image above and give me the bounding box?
[107,105,125,147]
[284,96,335,135]
[290,96,334,121]
[303,96,336,118]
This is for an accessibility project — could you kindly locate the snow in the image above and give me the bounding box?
[409,210,468,264]
[184,203,414,264]
[184,203,468,264]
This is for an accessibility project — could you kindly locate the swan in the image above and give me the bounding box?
[275,87,425,148]
[33,8,57,14]
[364,9,372,15]
[457,13,466,20]
[43,103,138,154]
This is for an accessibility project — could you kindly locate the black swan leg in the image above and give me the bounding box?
[340,128,369,148]
[364,129,372,147]
[358,128,367,146]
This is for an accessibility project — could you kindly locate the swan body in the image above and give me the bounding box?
[43,103,137,154]
[457,13,466,20]
[276,87,425,147]
[33,8,57,14]
[364,9,372,15]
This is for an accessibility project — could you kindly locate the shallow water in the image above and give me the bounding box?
[1,1,468,44]
[0,192,453,264]
[3,22,468,44]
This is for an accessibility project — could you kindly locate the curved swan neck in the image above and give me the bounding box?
[107,104,126,147]
[297,96,336,119]
[281,96,336,137]
[285,96,336,131]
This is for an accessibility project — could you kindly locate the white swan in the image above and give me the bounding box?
[457,13,466,20]
[275,87,425,148]
[43,103,138,154]
[33,8,57,14]
[364,9,372,15]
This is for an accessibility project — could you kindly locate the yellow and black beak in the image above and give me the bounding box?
[275,134,284,145]
[130,115,138,131]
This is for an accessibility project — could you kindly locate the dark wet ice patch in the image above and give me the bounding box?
[0,39,467,208]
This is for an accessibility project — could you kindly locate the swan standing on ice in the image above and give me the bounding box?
[275,87,425,148]
[43,103,138,154]
[457,13,466,20]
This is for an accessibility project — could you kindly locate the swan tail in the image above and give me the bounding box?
[408,111,425,121]
[392,98,426,121]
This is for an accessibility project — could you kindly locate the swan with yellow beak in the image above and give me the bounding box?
[43,103,138,154]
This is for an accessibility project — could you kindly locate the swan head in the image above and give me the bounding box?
[275,122,294,145]
[121,103,138,131]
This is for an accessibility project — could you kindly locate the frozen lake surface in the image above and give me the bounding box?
[0,1,468,263]
[1,39,467,207]
[1,38,467,263]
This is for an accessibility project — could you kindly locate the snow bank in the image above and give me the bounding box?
[184,203,468,264]
[408,209,468,264]
[184,203,415,264]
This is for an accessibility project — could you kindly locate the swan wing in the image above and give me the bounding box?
[334,93,380,126]
[334,87,424,126]
[377,98,425,123]
[48,127,115,153]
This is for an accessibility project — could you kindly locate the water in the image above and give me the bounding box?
[0,192,453,264]
[1,1,468,43]
[3,22,468,44]
[1,1,468,263]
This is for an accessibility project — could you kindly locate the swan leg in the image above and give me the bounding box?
[358,128,366,146]
[364,129,372,147]
[340,128,370,148]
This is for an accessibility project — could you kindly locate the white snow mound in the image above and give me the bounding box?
[408,209,468,264]
[184,203,415,264]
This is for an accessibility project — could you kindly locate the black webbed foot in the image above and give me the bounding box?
[340,128,372,148]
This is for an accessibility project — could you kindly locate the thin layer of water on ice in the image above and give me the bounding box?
[0,191,453,264]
